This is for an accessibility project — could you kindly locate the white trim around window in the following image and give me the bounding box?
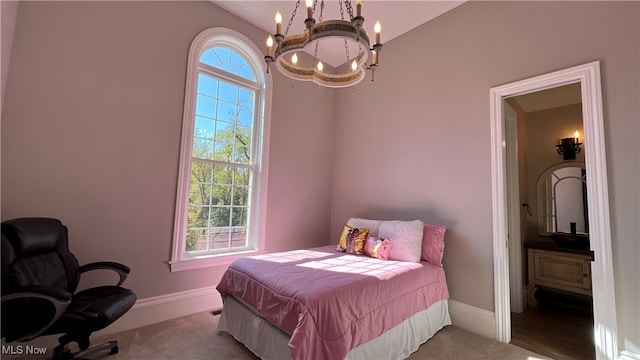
[170,28,272,272]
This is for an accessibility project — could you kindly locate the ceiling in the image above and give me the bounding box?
[211,1,466,68]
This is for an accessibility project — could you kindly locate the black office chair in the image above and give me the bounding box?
[1,217,137,360]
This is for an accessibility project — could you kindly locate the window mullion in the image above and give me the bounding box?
[193,157,255,169]
[199,64,259,91]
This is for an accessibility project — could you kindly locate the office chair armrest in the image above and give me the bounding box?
[2,286,72,342]
[79,261,131,286]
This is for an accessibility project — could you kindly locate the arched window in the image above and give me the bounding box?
[171,28,271,271]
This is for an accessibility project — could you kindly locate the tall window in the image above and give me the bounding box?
[171,28,270,272]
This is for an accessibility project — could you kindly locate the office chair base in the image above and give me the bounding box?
[53,340,119,360]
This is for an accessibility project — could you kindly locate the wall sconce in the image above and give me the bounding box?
[556,131,582,160]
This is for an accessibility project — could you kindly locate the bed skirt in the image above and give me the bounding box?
[218,295,452,360]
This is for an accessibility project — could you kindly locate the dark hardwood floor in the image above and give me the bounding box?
[511,290,595,360]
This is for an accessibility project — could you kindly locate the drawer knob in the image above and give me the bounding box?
[583,273,589,278]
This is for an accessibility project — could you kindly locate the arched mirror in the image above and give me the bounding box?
[537,161,588,235]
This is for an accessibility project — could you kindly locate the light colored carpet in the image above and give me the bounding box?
[84,311,550,360]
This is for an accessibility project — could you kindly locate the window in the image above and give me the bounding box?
[171,28,271,272]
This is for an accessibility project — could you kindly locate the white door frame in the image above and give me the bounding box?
[489,61,619,360]
[504,102,525,314]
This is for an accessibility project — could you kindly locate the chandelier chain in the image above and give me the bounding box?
[284,0,301,36]
[344,40,350,62]
[350,0,358,62]
[339,0,350,62]
[345,0,354,21]
[313,0,324,61]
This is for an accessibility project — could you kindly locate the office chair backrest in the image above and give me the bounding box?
[2,218,81,294]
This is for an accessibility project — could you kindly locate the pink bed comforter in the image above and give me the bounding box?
[216,245,449,360]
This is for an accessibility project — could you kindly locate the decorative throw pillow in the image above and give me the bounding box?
[378,219,424,262]
[364,235,393,260]
[420,224,447,267]
[336,225,369,255]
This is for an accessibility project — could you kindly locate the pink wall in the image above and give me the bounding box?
[1,1,335,299]
[329,1,638,348]
[265,79,336,251]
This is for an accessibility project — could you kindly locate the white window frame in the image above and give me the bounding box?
[170,28,271,272]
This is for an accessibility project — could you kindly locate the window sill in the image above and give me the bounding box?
[169,250,265,272]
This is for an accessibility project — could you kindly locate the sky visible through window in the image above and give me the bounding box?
[186,46,258,253]
[200,47,256,81]
[194,47,256,164]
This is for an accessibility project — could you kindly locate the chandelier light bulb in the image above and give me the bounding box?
[574,130,580,139]
[266,36,273,56]
[305,0,313,18]
[292,53,298,64]
[351,60,357,71]
[275,11,282,34]
[374,20,381,44]
[317,61,324,72]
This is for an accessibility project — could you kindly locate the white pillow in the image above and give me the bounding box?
[347,218,382,237]
[378,220,424,262]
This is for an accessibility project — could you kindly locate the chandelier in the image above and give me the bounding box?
[265,0,383,88]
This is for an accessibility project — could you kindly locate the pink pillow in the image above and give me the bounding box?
[364,235,393,261]
[420,224,447,266]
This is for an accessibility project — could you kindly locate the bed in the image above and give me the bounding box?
[216,218,451,360]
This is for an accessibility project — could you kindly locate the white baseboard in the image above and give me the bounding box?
[448,299,496,340]
[619,350,640,360]
[95,285,221,337]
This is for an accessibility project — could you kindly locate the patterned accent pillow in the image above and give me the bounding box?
[420,224,447,267]
[364,235,393,260]
[337,225,369,255]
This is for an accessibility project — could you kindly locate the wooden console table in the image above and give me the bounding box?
[525,237,592,307]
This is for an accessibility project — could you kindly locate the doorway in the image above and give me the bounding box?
[506,85,595,359]
[489,61,619,360]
